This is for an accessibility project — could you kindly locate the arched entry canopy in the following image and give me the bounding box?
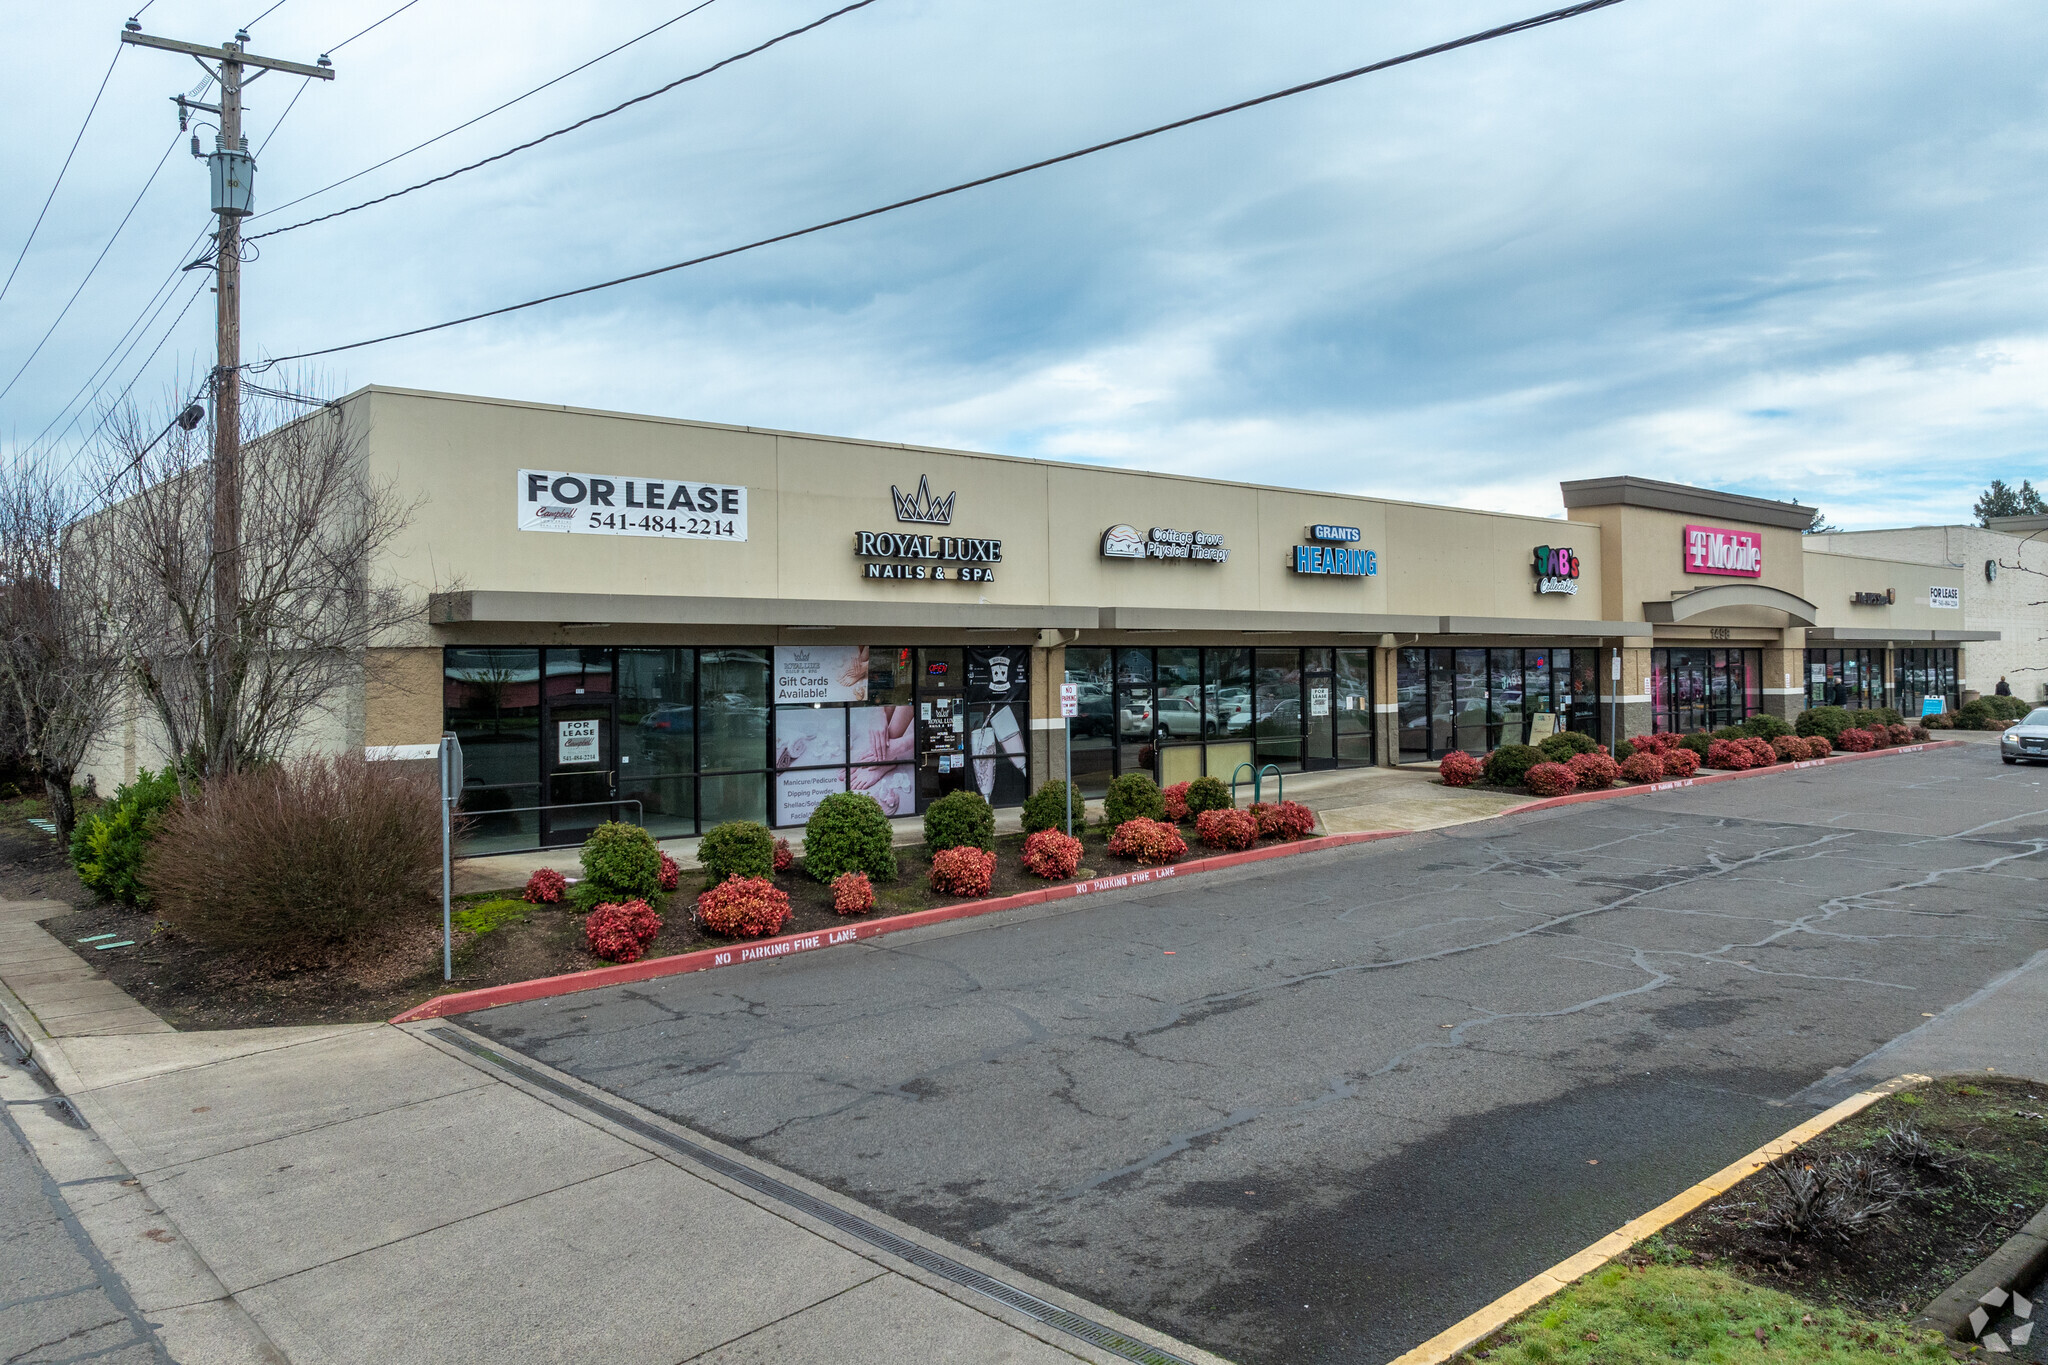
[1644,583,1819,626]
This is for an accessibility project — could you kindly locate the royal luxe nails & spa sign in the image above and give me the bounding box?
[518,469,746,540]
[1533,544,1580,595]
[856,476,1001,582]
[1683,524,1762,578]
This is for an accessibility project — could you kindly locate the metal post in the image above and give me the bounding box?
[440,736,453,981]
[1064,715,1072,838]
[1610,647,1621,746]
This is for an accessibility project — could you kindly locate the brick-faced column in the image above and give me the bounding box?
[1031,642,1065,793]
[1376,640,1401,767]
[1762,630,1804,723]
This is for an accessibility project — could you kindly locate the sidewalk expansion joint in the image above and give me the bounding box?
[427,1025,1198,1365]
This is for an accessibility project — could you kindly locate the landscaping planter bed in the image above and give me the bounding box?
[29,821,1324,1030]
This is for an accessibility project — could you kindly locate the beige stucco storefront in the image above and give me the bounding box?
[84,385,1996,847]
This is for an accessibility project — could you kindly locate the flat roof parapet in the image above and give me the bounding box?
[1560,475,1816,530]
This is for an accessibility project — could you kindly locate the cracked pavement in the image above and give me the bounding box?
[471,746,2048,1364]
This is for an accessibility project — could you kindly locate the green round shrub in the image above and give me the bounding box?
[803,792,897,883]
[1711,725,1746,741]
[1536,730,1597,764]
[1183,775,1232,817]
[581,821,663,897]
[1742,713,1792,739]
[1795,706,1850,740]
[1677,732,1715,760]
[1102,772,1165,826]
[696,820,774,886]
[1613,738,1636,762]
[924,790,995,854]
[1956,697,2006,731]
[1021,780,1086,834]
[1482,744,1543,788]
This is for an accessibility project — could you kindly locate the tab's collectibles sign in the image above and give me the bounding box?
[857,477,1001,582]
[518,469,746,540]
[1101,525,1229,563]
[1534,544,1580,595]
[1683,523,1762,578]
[1288,525,1374,578]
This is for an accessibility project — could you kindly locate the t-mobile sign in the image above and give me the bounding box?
[1683,523,1763,577]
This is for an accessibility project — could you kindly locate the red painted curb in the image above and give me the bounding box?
[391,828,1412,1022]
[1500,739,1967,816]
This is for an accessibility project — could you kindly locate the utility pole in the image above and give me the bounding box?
[120,23,332,773]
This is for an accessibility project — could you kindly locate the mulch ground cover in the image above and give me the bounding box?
[1644,1078,2048,1319]
[9,808,1315,1030]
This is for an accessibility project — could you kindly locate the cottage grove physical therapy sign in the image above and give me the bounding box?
[518,469,747,540]
[1683,523,1762,577]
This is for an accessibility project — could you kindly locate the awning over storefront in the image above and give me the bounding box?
[1805,627,2000,643]
[429,590,1097,632]
[1095,607,1651,636]
[1644,583,1819,626]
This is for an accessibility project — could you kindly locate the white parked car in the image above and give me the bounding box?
[2000,708,2048,764]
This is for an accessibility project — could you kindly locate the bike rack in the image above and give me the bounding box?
[1230,763,1286,806]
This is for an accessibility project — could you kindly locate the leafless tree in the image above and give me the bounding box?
[86,382,421,784]
[0,454,122,841]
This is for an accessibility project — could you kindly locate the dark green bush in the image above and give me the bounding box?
[803,792,897,882]
[1795,706,1851,740]
[1183,775,1232,816]
[69,767,181,906]
[1983,694,2030,721]
[697,820,775,886]
[1537,731,1597,763]
[1742,713,1793,739]
[924,790,995,854]
[1021,780,1086,834]
[581,820,662,897]
[1711,725,1746,741]
[1614,738,1636,762]
[1849,707,1904,729]
[1677,732,1715,759]
[1956,698,2011,731]
[1482,744,1543,788]
[1102,773,1165,826]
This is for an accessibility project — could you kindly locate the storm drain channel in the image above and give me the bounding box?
[428,1027,1198,1365]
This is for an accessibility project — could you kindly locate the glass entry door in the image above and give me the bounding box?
[543,701,617,846]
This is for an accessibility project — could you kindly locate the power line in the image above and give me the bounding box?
[63,275,213,471]
[249,0,721,225]
[249,0,878,242]
[0,44,123,307]
[328,0,424,54]
[254,0,1630,371]
[245,0,293,29]
[0,131,185,406]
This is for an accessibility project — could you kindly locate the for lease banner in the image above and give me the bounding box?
[1683,523,1763,578]
[517,469,747,540]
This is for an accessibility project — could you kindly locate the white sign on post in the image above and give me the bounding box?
[1060,683,1079,719]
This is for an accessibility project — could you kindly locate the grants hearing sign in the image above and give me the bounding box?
[518,469,747,541]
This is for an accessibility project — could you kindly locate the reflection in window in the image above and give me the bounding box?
[700,648,769,772]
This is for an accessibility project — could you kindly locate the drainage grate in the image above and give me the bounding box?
[428,1027,1197,1365]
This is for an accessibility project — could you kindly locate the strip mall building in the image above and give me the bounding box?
[91,386,2017,850]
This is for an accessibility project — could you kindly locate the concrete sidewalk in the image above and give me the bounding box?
[0,990,1225,1365]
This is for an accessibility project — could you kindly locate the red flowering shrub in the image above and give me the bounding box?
[657,851,680,892]
[1162,782,1191,823]
[1250,801,1316,841]
[1630,733,1675,754]
[1567,752,1620,789]
[524,867,567,904]
[831,870,874,914]
[1771,734,1805,762]
[1196,808,1258,851]
[1706,739,1754,771]
[585,898,663,963]
[1620,751,1665,783]
[772,838,794,872]
[1886,723,1912,746]
[929,846,997,896]
[1524,761,1580,797]
[1108,818,1188,865]
[1439,750,1483,787]
[1661,748,1701,778]
[694,877,792,938]
[1805,735,1832,759]
[1836,727,1877,752]
[1021,829,1083,880]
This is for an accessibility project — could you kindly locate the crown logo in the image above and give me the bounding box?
[890,475,956,525]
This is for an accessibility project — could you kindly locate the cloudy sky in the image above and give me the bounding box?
[3,0,2044,527]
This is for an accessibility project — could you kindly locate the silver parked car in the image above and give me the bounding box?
[2000,707,2048,764]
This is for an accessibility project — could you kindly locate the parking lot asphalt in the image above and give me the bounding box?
[471,746,2048,1364]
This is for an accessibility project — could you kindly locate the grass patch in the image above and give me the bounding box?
[1459,1262,1948,1365]
[452,898,531,937]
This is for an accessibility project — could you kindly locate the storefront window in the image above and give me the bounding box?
[1804,648,1887,711]
[1334,649,1375,765]
[1651,648,1764,732]
[618,647,694,840]
[1255,648,1304,774]
[1894,649,1958,719]
[445,647,541,852]
[1394,647,1603,760]
[1116,648,1156,780]
[1205,648,1253,740]
[700,649,770,771]
[1065,646,1114,798]
[1453,649,1488,755]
